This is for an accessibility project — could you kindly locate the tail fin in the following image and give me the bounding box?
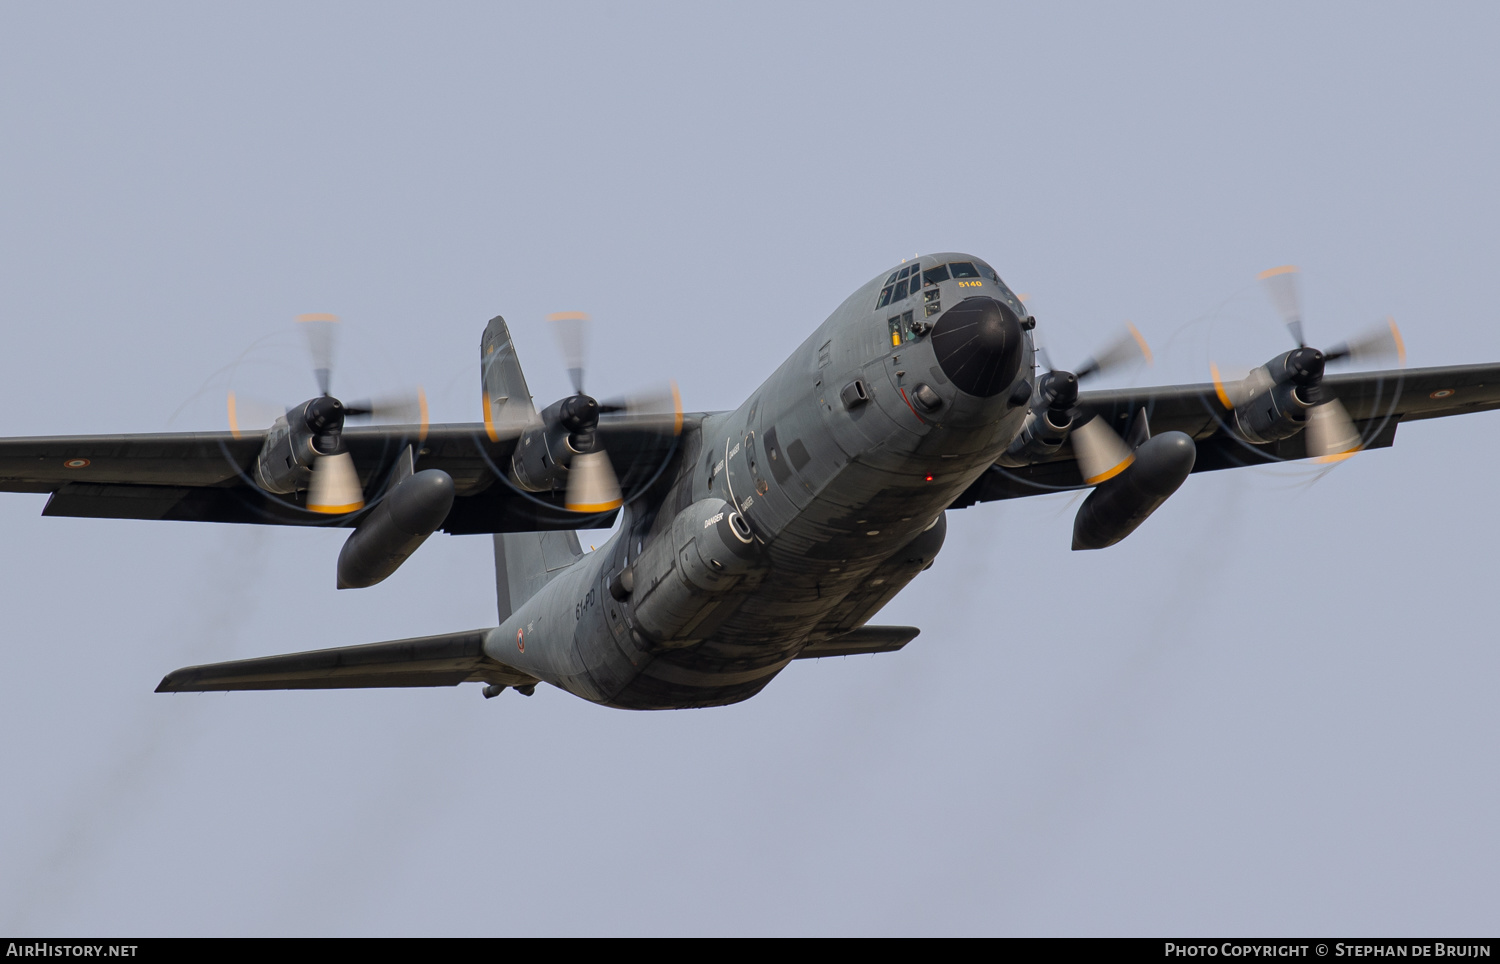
[494,530,583,621]
[482,315,538,441]
[480,315,583,621]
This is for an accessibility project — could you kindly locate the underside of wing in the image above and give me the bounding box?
[156,629,534,692]
[953,362,1500,505]
[0,414,708,532]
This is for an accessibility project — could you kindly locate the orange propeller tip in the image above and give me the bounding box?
[1125,321,1153,365]
[1257,265,1300,280]
[296,313,340,323]
[1388,316,1407,367]
[1209,362,1234,410]
[1083,454,1134,486]
[547,311,591,322]
[308,501,365,514]
[565,500,624,513]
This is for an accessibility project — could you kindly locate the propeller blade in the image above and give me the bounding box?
[345,387,427,422]
[1076,322,1153,380]
[297,313,340,396]
[345,387,430,443]
[226,392,288,440]
[1325,317,1407,367]
[1258,265,1305,348]
[1305,398,1362,463]
[1208,362,1271,410]
[565,449,623,513]
[597,380,684,435]
[1071,416,1135,485]
[548,311,590,395]
[308,451,365,514]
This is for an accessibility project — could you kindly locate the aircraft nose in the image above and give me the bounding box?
[929,296,1025,397]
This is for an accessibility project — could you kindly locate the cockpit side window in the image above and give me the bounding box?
[876,265,923,308]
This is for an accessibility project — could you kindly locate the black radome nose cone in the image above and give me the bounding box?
[930,297,1026,397]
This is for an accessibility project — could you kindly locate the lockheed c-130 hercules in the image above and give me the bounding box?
[1,255,1493,710]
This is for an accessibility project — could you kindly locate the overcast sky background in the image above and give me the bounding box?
[2,2,1498,936]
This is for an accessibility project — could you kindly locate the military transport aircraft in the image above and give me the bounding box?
[1,255,1493,710]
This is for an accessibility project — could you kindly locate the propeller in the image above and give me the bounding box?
[229,314,427,513]
[300,312,339,396]
[1213,266,1405,462]
[545,311,682,513]
[1037,322,1154,485]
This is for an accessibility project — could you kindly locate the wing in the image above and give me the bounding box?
[954,363,1500,504]
[155,629,536,691]
[796,625,919,659]
[0,414,706,532]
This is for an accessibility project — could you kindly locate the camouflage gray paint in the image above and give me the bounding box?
[485,253,1034,709]
[22,252,1488,707]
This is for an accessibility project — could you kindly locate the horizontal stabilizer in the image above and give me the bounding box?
[797,625,919,659]
[156,628,535,693]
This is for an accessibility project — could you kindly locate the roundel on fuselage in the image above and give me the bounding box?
[929,296,1025,397]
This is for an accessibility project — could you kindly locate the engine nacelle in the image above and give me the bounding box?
[998,407,1072,466]
[1072,431,1195,550]
[254,397,344,494]
[1233,378,1312,445]
[510,396,591,493]
[998,369,1077,467]
[613,498,759,648]
[337,469,455,588]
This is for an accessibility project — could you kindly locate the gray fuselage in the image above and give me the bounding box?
[484,253,1033,709]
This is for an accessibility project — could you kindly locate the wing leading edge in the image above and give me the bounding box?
[0,415,704,533]
[156,629,536,692]
[159,623,920,695]
[953,362,1500,506]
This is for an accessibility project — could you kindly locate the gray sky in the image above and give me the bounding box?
[1,1,1497,936]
